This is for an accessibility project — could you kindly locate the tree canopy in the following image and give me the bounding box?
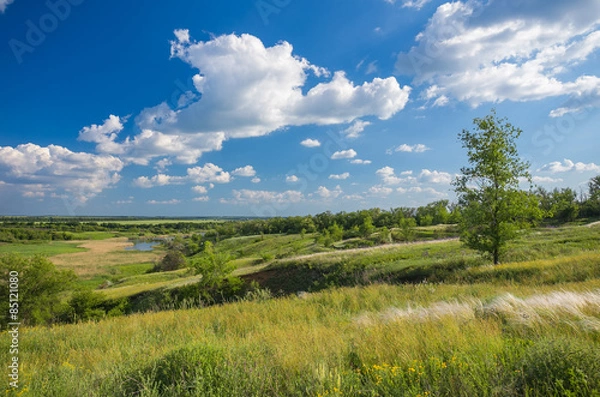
[453,110,542,264]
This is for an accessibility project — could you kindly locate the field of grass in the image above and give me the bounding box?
[0,241,86,256]
[3,224,600,396]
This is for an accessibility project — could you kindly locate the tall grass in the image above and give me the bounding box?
[3,280,600,396]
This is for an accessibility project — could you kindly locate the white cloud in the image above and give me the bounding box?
[251,177,261,183]
[0,143,123,204]
[316,185,343,199]
[376,166,403,185]
[377,166,454,187]
[222,189,304,205]
[134,174,184,188]
[394,143,431,153]
[192,185,208,194]
[0,0,14,13]
[395,0,600,113]
[286,175,299,183]
[385,0,432,10]
[116,32,411,164]
[329,172,350,180]
[155,158,172,171]
[331,149,358,159]
[173,29,190,43]
[532,176,564,184]
[134,163,231,188]
[147,199,181,205]
[351,159,372,165]
[187,163,231,183]
[300,138,321,147]
[343,120,371,139]
[369,186,393,196]
[192,196,210,202]
[418,169,454,184]
[231,165,256,177]
[538,159,600,174]
[78,115,126,154]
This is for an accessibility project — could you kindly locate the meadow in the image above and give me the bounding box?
[1,223,599,396]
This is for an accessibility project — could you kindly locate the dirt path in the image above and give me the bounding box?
[586,221,600,228]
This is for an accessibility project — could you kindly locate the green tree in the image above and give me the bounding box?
[0,254,76,326]
[453,110,542,264]
[359,214,375,238]
[189,241,235,289]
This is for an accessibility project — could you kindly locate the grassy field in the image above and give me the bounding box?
[2,223,600,396]
[0,241,86,256]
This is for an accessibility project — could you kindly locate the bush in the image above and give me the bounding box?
[154,250,187,272]
[0,254,75,326]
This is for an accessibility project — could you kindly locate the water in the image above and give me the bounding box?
[125,241,160,252]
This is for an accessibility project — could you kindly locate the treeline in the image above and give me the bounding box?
[1,175,599,243]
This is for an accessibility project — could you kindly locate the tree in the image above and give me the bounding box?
[453,110,542,264]
[0,254,76,326]
[189,241,234,289]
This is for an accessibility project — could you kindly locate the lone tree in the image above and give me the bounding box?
[453,110,542,264]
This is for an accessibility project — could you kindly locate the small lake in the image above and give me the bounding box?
[125,241,160,252]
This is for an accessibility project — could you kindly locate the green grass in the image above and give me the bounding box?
[4,224,600,396]
[0,241,86,256]
[69,231,122,240]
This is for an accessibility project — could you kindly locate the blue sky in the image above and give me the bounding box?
[0,0,599,216]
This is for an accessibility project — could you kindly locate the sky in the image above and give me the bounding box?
[0,0,599,217]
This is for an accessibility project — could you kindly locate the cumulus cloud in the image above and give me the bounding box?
[532,176,564,184]
[329,172,350,180]
[192,185,208,194]
[331,149,358,159]
[377,166,454,186]
[395,0,600,114]
[78,115,126,154]
[286,175,299,183]
[368,186,393,196]
[134,163,232,188]
[385,0,432,10]
[392,143,431,153]
[351,159,372,165]
[251,177,261,183]
[538,159,600,174]
[316,185,343,199]
[221,189,304,205]
[300,138,321,147]
[418,169,454,184]
[231,165,257,177]
[133,174,185,188]
[147,199,181,205]
[0,143,123,204]
[115,32,411,164]
[187,163,231,183]
[343,120,371,139]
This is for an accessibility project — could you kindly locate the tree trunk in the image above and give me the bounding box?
[493,249,499,265]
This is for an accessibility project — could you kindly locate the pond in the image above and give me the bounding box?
[125,241,161,252]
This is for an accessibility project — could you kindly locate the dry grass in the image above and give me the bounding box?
[50,238,163,278]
